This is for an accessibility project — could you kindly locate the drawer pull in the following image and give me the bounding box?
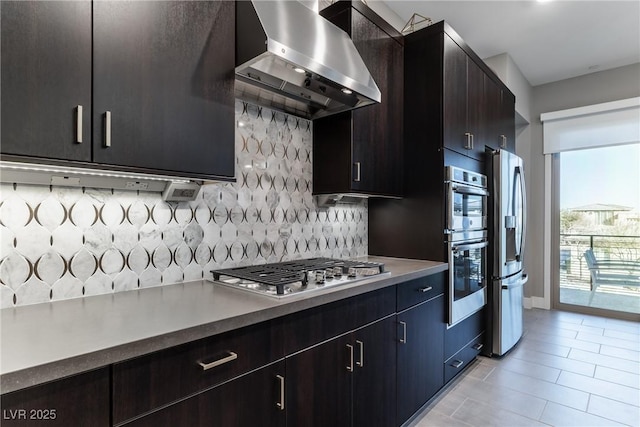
[451,359,464,369]
[346,344,354,372]
[472,343,484,351]
[399,321,407,344]
[418,286,433,293]
[356,340,364,368]
[276,375,285,410]
[197,351,238,371]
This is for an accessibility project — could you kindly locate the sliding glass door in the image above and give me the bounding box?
[553,143,640,317]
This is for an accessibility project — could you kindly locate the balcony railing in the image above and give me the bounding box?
[559,233,640,296]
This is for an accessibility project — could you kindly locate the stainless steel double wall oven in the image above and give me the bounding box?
[445,166,489,326]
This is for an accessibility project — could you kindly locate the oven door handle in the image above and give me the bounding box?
[450,183,489,197]
[452,240,489,252]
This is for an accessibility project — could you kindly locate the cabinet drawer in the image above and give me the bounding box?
[444,307,485,360]
[113,319,284,425]
[283,286,396,354]
[444,332,484,384]
[121,361,286,427]
[397,271,446,311]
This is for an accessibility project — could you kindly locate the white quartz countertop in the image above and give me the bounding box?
[0,256,447,393]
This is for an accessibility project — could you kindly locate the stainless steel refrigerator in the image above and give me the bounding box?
[488,149,528,356]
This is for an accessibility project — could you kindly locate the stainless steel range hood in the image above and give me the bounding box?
[235,0,381,119]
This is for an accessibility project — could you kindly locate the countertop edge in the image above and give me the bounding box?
[1,258,447,394]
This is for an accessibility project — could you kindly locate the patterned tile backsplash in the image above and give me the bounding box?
[0,100,368,308]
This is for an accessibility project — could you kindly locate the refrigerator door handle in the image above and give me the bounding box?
[500,274,528,290]
[514,165,527,262]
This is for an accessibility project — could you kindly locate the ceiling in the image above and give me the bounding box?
[382,1,640,86]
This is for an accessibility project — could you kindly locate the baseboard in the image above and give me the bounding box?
[524,296,550,310]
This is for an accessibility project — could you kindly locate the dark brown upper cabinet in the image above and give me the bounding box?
[1,1,235,181]
[313,1,404,197]
[403,22,515,162]
[443,34,487,160]
[92,1,235,179]
[484,74,516,153]
[1,1,92,162]
[499,88,516,153]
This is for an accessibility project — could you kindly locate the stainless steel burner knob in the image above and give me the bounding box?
[333,267,343,277]
[347,267,357,278]
[325,269,334,279]
[315,270,326,284]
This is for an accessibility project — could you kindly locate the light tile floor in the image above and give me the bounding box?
[411,309,640,427]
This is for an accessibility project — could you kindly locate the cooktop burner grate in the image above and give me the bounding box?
[211,258,385,295]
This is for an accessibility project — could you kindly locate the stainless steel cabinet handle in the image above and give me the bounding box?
[399,321,407,344]
[419,286,433,293]
[346,344,354,372]
[472,343,484,351]
[354,162,361,182]
[104,111,112,147]
[76,105,83,143]
[500,134,507,148]
[464,133,474,150]
[356,340,364,368]
[276,375,285,410]
[451,360,464,369]
[197,351,237,370]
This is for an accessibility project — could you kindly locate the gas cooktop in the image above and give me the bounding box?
[211,258,387,298]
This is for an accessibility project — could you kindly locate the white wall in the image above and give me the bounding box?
[526,63,640,303]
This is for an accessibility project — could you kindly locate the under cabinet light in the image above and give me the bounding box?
[0,161,207,201]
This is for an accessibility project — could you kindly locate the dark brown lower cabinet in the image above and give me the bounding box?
[285,316,397,427]
[396,294,445,425]
[112,318,284,425]
[352,316,397,427]
[0,368,109,427]
[444,308,486,384]
[1,281,460,427]
[122,361,286,427]
[286,334,352,426]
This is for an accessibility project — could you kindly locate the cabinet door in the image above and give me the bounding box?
[484,76,515,153]
[443,35,487,160]
[351,9,403,196]
[443,35,469,158]
[466,57,485,159]
[483,75,503,151]
[0,368,109,427]
[1,1,91,161]
[285,335,352,426]
[124,361,286,427]
[396,295,445,425]
[92,1,235,179]
[500,90,516,153]
[352,316,397,427]
[314,3,403,197]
